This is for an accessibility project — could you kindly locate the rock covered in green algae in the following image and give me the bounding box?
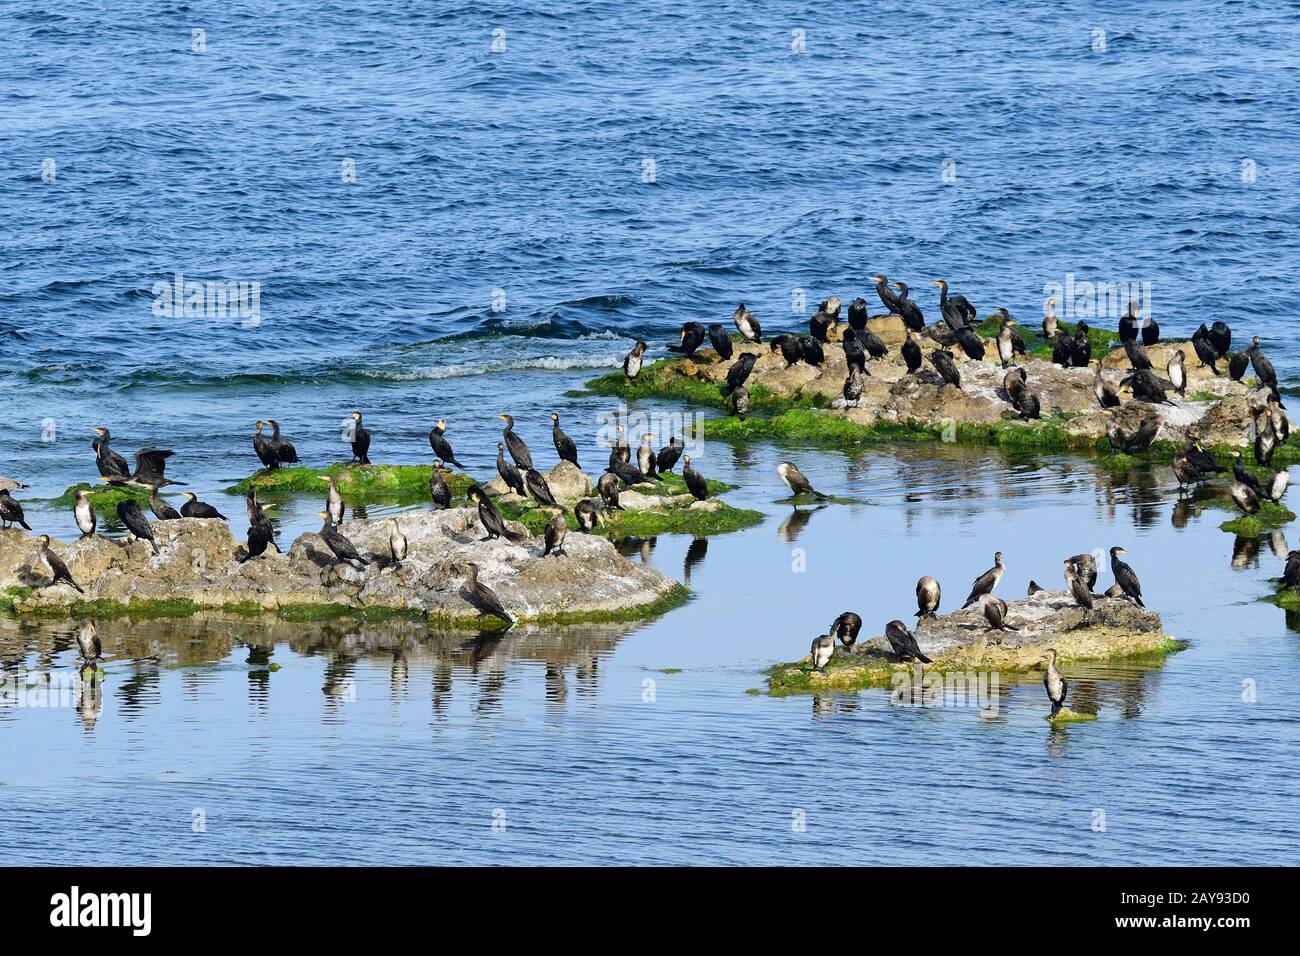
[0,508,680,628]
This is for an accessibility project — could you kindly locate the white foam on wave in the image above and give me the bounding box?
[357,352,626,381]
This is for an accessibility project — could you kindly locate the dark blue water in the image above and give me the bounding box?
[2,1,1299,864]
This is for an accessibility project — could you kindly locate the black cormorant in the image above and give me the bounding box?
[1042,648,1067,717]
[240,492,278,561]
[101,448,180,488]
[180,492,226,520]
[1121,368,1175,405]
[267,419,299,464]
[316,512,370,569]
[809,308,835,343]
[707,324,733,359]
[731,384,750,420]
[1191,325,1220,374]
[954,325,986,362]
[550,413,579,467]
[1052,330,1074,367]
[429,464,451,510]
[461,562,513,625]
[885,619,932,663]
[1106,413,1160,453]
[0,489,31,530]
[1231,480,1261,515]
[1247,337,1281,403]
[915,576,941,620]
[1124,339,1153,371]
[1118,302,1140,344]
[92,428,130,478]
[1109,546,1144,607]
[856,325,888,359]
[930,349,961,388]
[467,485,526,542]
[770,334,802,367]
[656,436,684,473]
[926,323,958,347]
[843,366,865,405]
[668,321,705,356]
[637,433,658,480]
[810,634,834,670]
[902,332,922,374]
[495,442,526,496]
[543,511,568,557]
[682,455,709,501]
[933,279,975,329]
[797,334,825,367]
[116,500,158,553]
[1071,323,1092,367]
[623,340,647,381]
[319,475,345,523]
[1209,321,1232,358]
[842,330,866,374]
[597,472,625,511]
[1231,451,1264,496]
[1186,441,1224,477]
[981,594,1018,632]
[872,275,903,315]
[1065,561,1094,618]
[1093,361,1121,408]
[961,551,1004,608]
[733,303,762,343]
[525,468,559,507]
[149,485,181,521]
[608,456,649,487]
[847,297,869,332]
[500,414,533,470]
[777,462,827,499]
[387,518,408,570]
[37,536,83,593]
[723,353,757,395]
[575,498,601,532]
[830,611,862,651]
[349,412,371,465]
[76,620,102,667]
[892,281,925,332]
[429,419,466,469]
[1067,552,1098,590]
[253,420,278,468]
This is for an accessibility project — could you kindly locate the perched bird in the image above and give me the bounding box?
[885,619,932,664]
[100,448,181,489]
[575,498,601,532]
[525,468,559,507]
[1267,469,1290,504]
[1041,298,1059,339]
[180,492,226,520]
[1228,350,1249,382]
[387,519,408,570]
[847,297,869,332]
[856,325,889,360]
[1118,302,1140,344]
[37,535,83,593]
[253,420,279,469]
[623,340,647,381]
[500,414,533,470]
[657,436,684,473]
[733,303,762,343]
[597,472,625,511]
[1121,368,1175,405]
[92,428,130,479]
[777,461,828,499]
[930,349,961,388]
[1052,329,1074,368]
[962,552,1005,608]
[901,331,923,374]
[731,384,751,420]
[843,365,865,405]
[1014,388,1041,420]
[926,323,958,348]
[980,594,1018,632]
[319,475,346,523]
[1248,337,1281,403]
[608,456,650,487]
[953,325,986,362]
[637,433,658,481]
[0,489,32,530]
[770,334,802,367]
[933,279,976,329]
[810,633,835,671]
[76,619,103,668]
[116,500,158,554]
[1124,339,1153,371]
[1192,324,1220,374]
[467,485,527,543]
[348,412,371,465]
[1255,413,1277,467]
[241,492,279,562]
[994,308,1024,366]
[316,511,370,569]
[1042,648,1067,717]
[708,323,734,360]
[73,489,96,537]
[461,562,513,625]
[1231,480,1261,515]
[1167,349,1187,397]
[723,353,757,396]
[1067,552,1098,590]
[149,485,181,521]
[1027,580,1044,595]
[1004,366,1028,407]
[495,442,526,497]
[682,455,709,501]
[1186,441,1225,478]
[797,334,825,367]
[842,330,866,374]
[429,419,466,469]
[543,511,568,557]
[1093,361,1121,408]
[1106,414,1160,454]
[872,275,903,315]
[1071,323,1093,367]
[669,321,706,356]
[549,413,579,468]
[892,281,925,332]
[830,611,862,651]
[1109,546,1144,607]
[1231,451,1264,497]
[266,419,299,464]
[1208,321,1232,358]
[915,575,941,620]
[1064,560,1094,618]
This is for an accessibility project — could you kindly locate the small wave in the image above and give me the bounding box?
[356,354,624,382]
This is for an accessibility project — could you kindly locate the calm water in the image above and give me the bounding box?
[2,0,1299,864]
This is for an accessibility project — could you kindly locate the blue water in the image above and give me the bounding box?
[2,0,1300,864]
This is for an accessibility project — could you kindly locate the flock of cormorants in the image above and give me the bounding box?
[617,277,1290,715]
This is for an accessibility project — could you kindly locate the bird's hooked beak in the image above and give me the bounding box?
[261,503,277,511]
[93,427,106,436]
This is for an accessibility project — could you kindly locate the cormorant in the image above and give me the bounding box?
[1042,648,1067,717]
[240,492,278,562]
[543,511,568,557]
[933,279,975,329]
[847,297,869,332]
[1267,469,1290,503]
[388,518,407,570]
[995,311,1020,367]
[810,634,834,671]
[461,562,513,625]
[1269,398,1290,443]
[149,485,181,521]
[623,340,647,381]
[1124,339,1153,371]
[733,303,762,343]
[100,448,180,488]
[1231,451,1264,496]
[1186,441,1224,477]
[916,576,941,620]
[1121,368,1175,405]
[253,420,279,469]
[843,366,865,405]
[0,489,31,530]
[731,384,750,420]
[524,468,559,507]
[428,463,451,510]
[608,456,649,487]
[73,489,96,537]
[830,611,862,651]
[809,308,835,343]
[708,324,733,360]
[549,413,579,467]
[1231,480,1261,515]
[1106,414,1160,453]
[1065,561,1094,618]
[1247,337,1281,403]
[1141,313,1160,347]
[657,436,684,473]
[962,552,1004,608]
[500,414,533,470]
[953,325,985,362]
[1015,389,1042,420]
[1109,546,1144,607]
[319,475,345,523]
[797,334,825,367]
[37,536,83,593]
[1191,325,1220,374]
[669,321,706,356]
[856,325,888,360]
[92,428,130,479]
[467,485,527,542]
[429,419,466,469]
[495,442,526,497]
[1208,321,1232,358]
[981,594,1018,632]
[1027,580,1044,595]
[1118,302,1140,344]
[682,455,709,501]
[892,282,925,332]
[575,498,601,532]
[926,323,958,347]
[316,512,370,569]
[1052,330,1074,367]
[777,462,828,499]
[821,296,842,323]
[842,330,866,374]
[1255,413,1276,466]
[872,275,903,315]
[770,334,802,367]
[1167,349,1187,397]
[597,472,625,511]
[76,619,102,667]
[902,332,923,374]
[885,619,932,663]
[1042,298,1058,340]
[1171,447,1200,491]
[267,420,299,464]
[1068,552,1098,590]
[637,433,658,480]
[723,353,757,395]
[1093,361,1121,408]
[1071,323,1092,367]
[1226,349,1248,381]
[930,349,961,388]
[116,500,158,554]
[180,492,226,520]
[348,412,371,465]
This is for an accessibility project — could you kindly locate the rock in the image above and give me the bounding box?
[484,460,592,501]
[0,508,678,626]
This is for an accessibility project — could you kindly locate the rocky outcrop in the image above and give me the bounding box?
[667,325,1265,447]
[0,508,680,625]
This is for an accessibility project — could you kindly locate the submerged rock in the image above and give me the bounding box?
[0,508,680,627]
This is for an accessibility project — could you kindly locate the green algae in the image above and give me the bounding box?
[499,494,762,539]
[1047,709,1098,723]
[48,482,150,510]
[224,463,475,504]
[972,315,1120,359]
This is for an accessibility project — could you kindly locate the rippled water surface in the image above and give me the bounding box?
[2,0,1300,864]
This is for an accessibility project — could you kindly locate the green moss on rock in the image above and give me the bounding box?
[224,463,475,504]
[48,482,150,510]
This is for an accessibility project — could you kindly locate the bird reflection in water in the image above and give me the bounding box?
[811,693,861,717]
[1171,498,1197,529]
[1232,535,1260,570]
[778,505,825,544]
[683,537,708,586]
[76,668,104,732]
[1269,530,1289,560]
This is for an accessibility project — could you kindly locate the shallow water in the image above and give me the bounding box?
[2,0,1300,864]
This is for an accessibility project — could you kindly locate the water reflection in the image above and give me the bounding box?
[777,504,824,543]
[683,537,708,585]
